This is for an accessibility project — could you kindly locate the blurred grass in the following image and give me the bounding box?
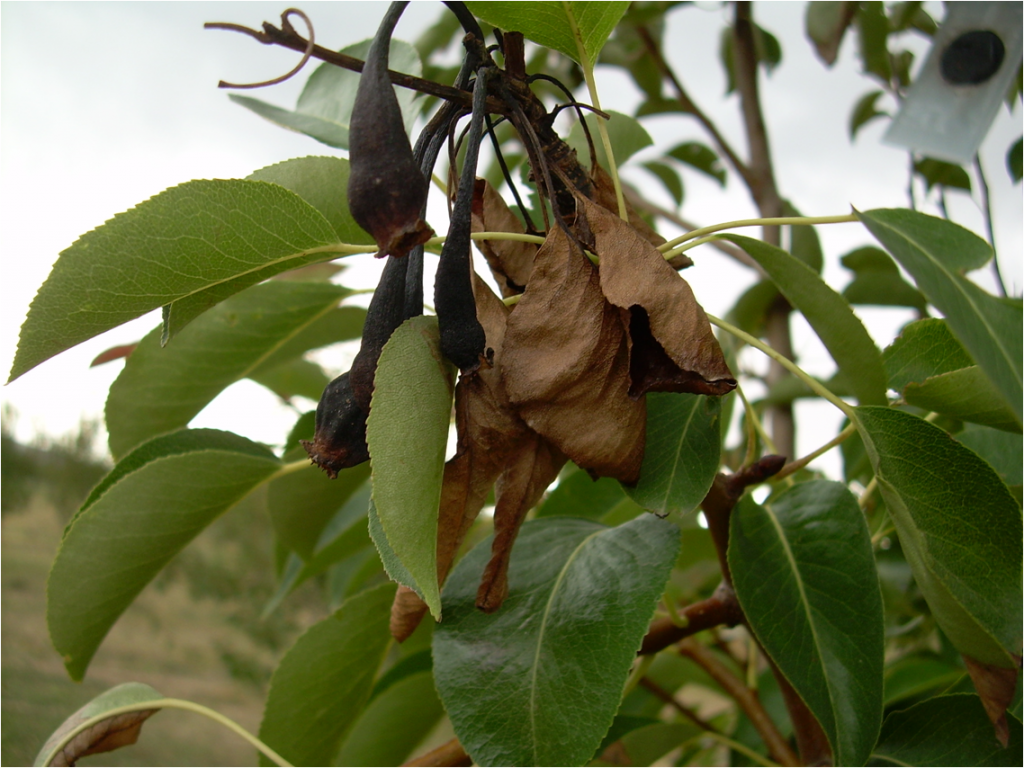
[1,413,327,766]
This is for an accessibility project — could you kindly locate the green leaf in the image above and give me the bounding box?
[334,671,444,766]
[268,448,370,559]
[806,1,856,66]
[249,305,366,375]
[873,694,1022,766]
[536,465,644,523]
[464,2,630,64]
[258,583,395,767]
[105,281,347,458]
[720,21,782,94]
[247,156,369,243]
[48,429,281,680]
[249,357,329,402]
[729,480,884,767]
[841,246,926,310]
[956,423,1023,490]
[641,161,684,206]
[854,406,1023,665]
[782,200,824,273]
[883,318,1021,432]
[624,393,723,517]
[10,180,341,381]
[1008,138,1022,184]
[231,40,422,150]
[367,497,418,592]
[567,110,653,168]
[883,654,965,706]
[726,279,779,337]
[666,141,727,186]
[858,208,1023,424]
[849,89,889,140]
[264,482,373,616]
[35,682,164,767]
[366,316,455,619]
[855,1,892,83]
[434,515,680,767]
[914,158,972,193]
[723,234,888,406]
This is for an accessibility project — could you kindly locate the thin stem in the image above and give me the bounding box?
[639,677,722,734]
[698,730,781,768]
[565,1,627,221]
[772,423,858,482]
[40,699,292,768]
[403,737,471,767]
[737,384,777,460]
[679,639,798,767]
[974,154,1007,296]
[708,314,855,419]
[269,458,312,481]
[660,214,858,253]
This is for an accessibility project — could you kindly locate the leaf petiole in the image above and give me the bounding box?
[659,213,859,254]
[39,698,293,768]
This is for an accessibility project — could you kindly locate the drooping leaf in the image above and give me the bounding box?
[464,2,630,64]
[10,180,341,381]
[268,447,370,560]
[840,245,926,310]
[872,694,1022,766]
[723,234,888,406]
[858,208,1023,424]
[35,683,163,767]
[434,514,680,767]
[334,671,444,766]
[1008,137,1022,183]
[849,89,889,140]
[641,161,684,206]
[366,316,455,619]
[914,158,972,193]
[48,430,281,680]
[806,1,857,66]
[667,141,727,186]
[855,1,892,83]
[258,583,395,767]
[729,480,884,767]
[231,40,422,150]
[884,318,1021,432]
[105,281,347,458]
[470,179,538,297]
[567,110,653,168]
[854,406,1022,667]
[624,393,723,517]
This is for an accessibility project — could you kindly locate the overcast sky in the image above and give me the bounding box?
[2,2,1020,475]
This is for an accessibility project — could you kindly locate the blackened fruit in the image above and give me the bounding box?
[436,67,490,373]
[301,372,369,478]
[348,1,433,257]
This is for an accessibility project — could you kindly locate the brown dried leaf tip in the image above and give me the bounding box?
[347,3,433,257]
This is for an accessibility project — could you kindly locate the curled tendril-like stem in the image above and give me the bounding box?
[208,8,315,90]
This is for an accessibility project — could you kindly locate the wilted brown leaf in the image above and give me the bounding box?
[579,195,736,398]
[501,225,646,484]
[963,654,1021,747]
[471,179,537,296]
[591,164,667,250]
[90,343,137,368]
[45,709,158,766]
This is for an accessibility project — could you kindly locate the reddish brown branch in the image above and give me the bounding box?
[403,738,471,767]
[680,639,800,767]
[639,677,722,733]
[640,581,744,655]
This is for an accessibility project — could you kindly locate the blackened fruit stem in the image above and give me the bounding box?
[347,1,433,258]
[436,65,491,373]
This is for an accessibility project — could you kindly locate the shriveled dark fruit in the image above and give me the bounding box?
[347,1,433,257]
[436,67,490,373]
[304,255,407,476]
[300,372,370,479]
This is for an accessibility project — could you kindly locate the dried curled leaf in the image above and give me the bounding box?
[579,195,736,398]
[964,653,1021,747]
[471,178,537,296]
[502,226,646,484]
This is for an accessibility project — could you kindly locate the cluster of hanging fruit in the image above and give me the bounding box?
[301,1,736,640]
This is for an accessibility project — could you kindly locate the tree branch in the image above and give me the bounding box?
[640,581,744,654]
[639,677,723,733]
[403,738,471,767]
[679,639,800,767]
